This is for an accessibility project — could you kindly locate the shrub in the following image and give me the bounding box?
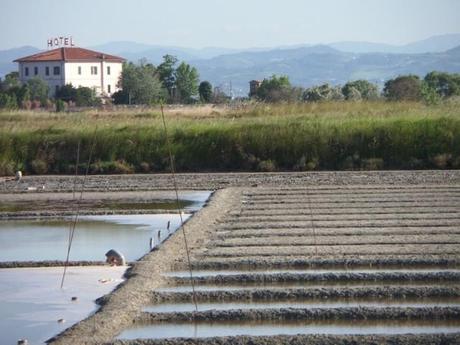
[139,161,151,173]
[361,158,384,170]
[56,99,66,112]
[0,159,15,176]
[384,75,422,101]
[90,160,134,174]
[257,159,277,172]
[430,153,452,169]
[30,159,48,174]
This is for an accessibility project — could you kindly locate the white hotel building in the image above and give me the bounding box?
[14,47,125,97]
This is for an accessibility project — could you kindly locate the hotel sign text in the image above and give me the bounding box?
[47,36,75,48]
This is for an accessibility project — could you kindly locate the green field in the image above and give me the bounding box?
[1,101,460,175]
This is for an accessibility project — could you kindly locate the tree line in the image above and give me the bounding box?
[0,72,100,110]
[0,55,216,110]
[251,71,460,104]
[112,55,216,105]
[1,60,459,110]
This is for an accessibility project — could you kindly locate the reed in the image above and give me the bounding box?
[1,101,459,175]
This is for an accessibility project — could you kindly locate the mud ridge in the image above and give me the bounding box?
[150,286,460,303]
[137,306,460,323]
[111,333,460,345]
[0,260,107,268]
[171,272,460,285]
[187,258,460,270]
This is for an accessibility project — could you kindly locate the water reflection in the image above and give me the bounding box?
[0,266,125,345]
[0,214,189,262]
[118,319,460,339]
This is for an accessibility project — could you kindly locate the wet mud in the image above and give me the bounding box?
[111,333,460,345]
[2,172,459,344]
[150,286,460,303]
[138,306,460,323]
[170,271,460,285]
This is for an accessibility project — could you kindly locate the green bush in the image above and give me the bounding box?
[30,159,48,174]
[56,99,66,112]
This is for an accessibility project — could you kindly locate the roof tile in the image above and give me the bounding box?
[14,47,125,63]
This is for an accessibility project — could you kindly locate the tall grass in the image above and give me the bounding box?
[1,101,459,175]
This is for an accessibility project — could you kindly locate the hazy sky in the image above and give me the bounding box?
[1,0,459,50]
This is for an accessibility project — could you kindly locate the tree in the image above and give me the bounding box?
[27,77,49,104]
[1,71,21,91]
[424,71,460,98]
[383,75,422,101]
[157,55,178,100]
[118,61,164,105]
[56,84,77,101]
[174,62,199,103]
[0,92,18,109]
[342,80,379,100]
[56,84,100,106]
[199,81,213,103]
[75,87,100,106]
[256,75,294,102]
[303,84,344,102]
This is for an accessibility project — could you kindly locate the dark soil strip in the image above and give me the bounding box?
[188,258,460,270]
[150,286,460,303]
[218,221,460,230]
[112,333,460,345]
[226,215,460,222]
[171,272,460,285]
[0,260,106,268]
[238,209,460,217]
[217,229,460,238]
[209,241,460,248]
[243,188,460,195]
[0,209,184,220]
[200,250,460,258]
[137,306,460,323]
[243,200,457,208]
[243,198,460,205]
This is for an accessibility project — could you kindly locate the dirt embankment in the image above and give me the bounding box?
[2,170,460,194]
[111,333,460,345]
[46,187,243,345]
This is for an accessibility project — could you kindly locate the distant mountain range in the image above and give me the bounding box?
[1,34,460,96]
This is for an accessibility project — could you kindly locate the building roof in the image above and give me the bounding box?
[14,47,125,63]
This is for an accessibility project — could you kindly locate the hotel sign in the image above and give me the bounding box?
[47,36,75,48]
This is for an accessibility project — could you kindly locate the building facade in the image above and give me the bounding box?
[14,47,125,97]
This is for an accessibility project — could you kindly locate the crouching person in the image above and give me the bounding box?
[105,249,126,266]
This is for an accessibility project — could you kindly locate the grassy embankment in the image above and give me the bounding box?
[0,101,460,175]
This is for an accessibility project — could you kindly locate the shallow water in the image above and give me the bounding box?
[118,320,460,339]
[0,266,125,345]
[157,280,459,292]
[0,214,189,262]
[145,299,460,313]
[0,191,211,263]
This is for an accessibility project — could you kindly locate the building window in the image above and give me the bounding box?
[78,66,82,75]
[53,66,60,75]
[34,66,38,75]
[107,84,111,93]
[107,66,111,75]
[91,66,98,75]
[45,67,49,76]
[25,67,29,76]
